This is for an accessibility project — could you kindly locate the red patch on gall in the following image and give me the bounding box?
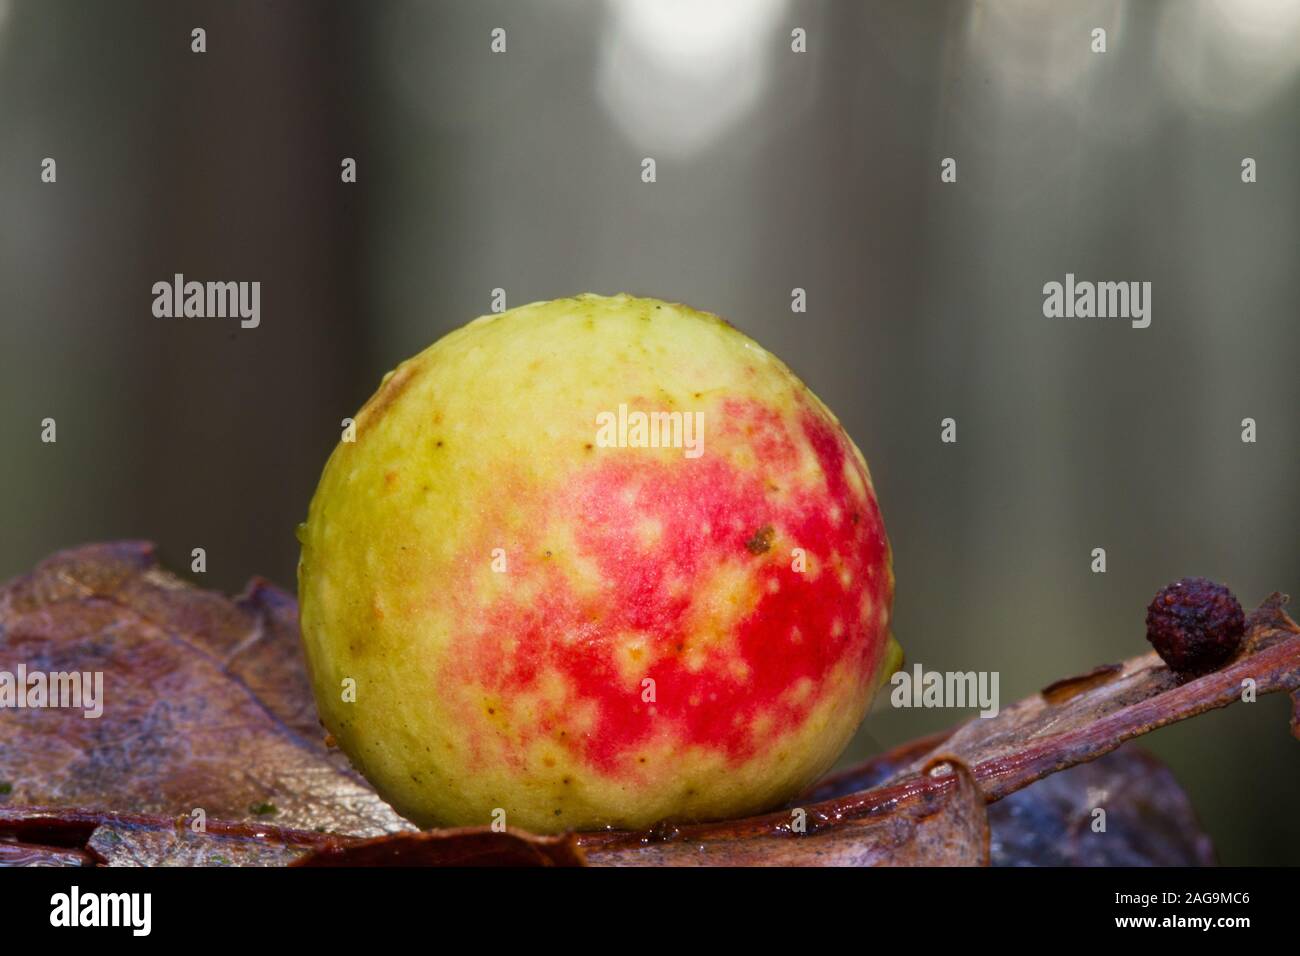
[442,401,891,781]
[718,397,798,467]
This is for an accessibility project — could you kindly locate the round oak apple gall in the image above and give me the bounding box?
[1145,577,1244,676]
[297,294,901,833]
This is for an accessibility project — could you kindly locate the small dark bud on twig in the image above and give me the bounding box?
[1145,577,1244,676]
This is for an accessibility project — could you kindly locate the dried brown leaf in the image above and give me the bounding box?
[0,542,413,837]
[0,841,94,867]
[294,828,587,867]
[578,757,988,866]
[86,820,315,867]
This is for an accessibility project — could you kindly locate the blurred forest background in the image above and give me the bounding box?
[1,1,1296,863]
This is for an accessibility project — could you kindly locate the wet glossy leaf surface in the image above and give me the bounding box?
[294,828,586,867]
[86,820,315,867]
[0,543,412,838]
[581,757,989,866]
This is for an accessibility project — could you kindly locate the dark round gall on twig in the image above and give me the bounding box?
[1145,577,1244,676]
